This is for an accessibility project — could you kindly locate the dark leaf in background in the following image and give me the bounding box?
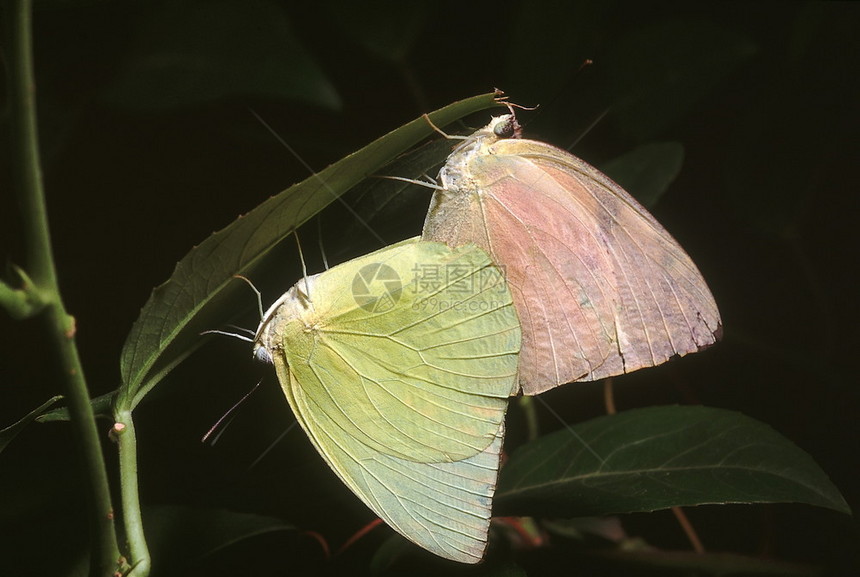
[497,406,849,517]
[102,0,340,110]
[323,0,429,64]
[343,137,456,247]
[143,505,299,576]
[0,396,62,453]
[600,141,685,208]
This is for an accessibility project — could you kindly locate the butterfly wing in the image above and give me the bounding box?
[276,355,506,563]
[260,240,520,562]
[423,124,721,395]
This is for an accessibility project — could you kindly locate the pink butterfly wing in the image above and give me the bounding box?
[423,126,721,395]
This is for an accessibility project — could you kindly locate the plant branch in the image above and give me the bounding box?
[114,412,151,577]
[4,0,120,574]
[0,265,46,319]
[6,0,53,290]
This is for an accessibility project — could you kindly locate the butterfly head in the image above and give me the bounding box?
[252,341,273,364]
[252,273,319,365]
[489,114,522,140]
[438,114,524,192]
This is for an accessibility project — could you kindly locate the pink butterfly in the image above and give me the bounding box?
[422,112,722,395]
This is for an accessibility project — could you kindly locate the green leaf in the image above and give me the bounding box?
[102,0,340,110]
[345,137,455,243]
[496,406,850,516]
[0,396,63,452]
[600,142,685,209]
[35,392,114,423]
[117,92,502,412]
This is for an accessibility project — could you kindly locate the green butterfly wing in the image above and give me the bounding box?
[255,240,521,563]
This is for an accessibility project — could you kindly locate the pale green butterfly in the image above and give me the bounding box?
[252,238,521,563]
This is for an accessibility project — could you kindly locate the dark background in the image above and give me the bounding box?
[1,1,858,575]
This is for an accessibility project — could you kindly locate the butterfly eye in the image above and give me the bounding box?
[253,344,273,364]
[493,115,522,139]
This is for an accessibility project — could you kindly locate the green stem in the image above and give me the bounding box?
[114,411,151,577]
[5,0,52,289]
[4,0,120,574]
[48,306,121,576]
[0,265,46,319]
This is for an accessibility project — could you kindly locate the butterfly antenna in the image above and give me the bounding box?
[248,108,388,247]
[233,274,265,321]
[200,277,264,340]
[316,217,330,271]
[202,379,263,444]
[199,328,254,343]
[421,113,455,140]
[534,395,607,466]
[293,231,312,303]
[224,324,256,337]
[373,113,467,192]
[374,174,446,191]
[498,100,538,139]
[568,106,610,151]
[249,420,299,469]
